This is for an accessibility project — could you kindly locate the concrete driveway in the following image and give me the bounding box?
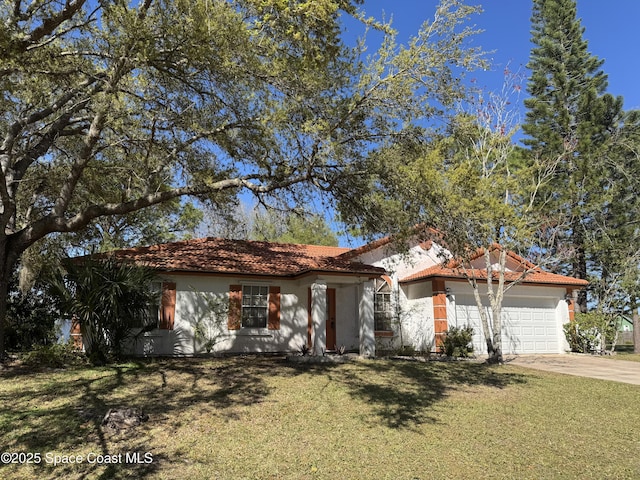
[506,354,640,385]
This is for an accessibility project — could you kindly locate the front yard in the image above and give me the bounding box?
[1,356,638,479]
[607,345,640,362]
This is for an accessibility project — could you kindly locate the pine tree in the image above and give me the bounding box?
[522,0,625,311]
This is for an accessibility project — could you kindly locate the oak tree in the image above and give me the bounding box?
[0,0,487,357]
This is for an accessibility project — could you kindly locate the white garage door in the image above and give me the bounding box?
[453,297,560,354]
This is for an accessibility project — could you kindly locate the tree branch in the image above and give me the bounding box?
[1,77,100,159]
[12,171,312,254]
[17,0,87,50]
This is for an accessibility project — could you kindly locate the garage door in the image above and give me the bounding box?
[453,297,560,354]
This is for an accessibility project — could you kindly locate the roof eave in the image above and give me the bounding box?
[143,266,386,279]
[400,272,589,288]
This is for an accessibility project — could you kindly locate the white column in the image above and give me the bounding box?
[359,280,375,357]
[311,281,327,355]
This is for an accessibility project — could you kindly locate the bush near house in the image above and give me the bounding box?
[5,273,60,351]
[564,312,617,354]
[48,258,159,364]
[441,326,475,358]
[20,342,87,368]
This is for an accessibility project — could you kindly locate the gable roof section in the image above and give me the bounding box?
[339,226,442,260]
[103,237,385,278]
[400,263,589,286]
[401,246,589,287]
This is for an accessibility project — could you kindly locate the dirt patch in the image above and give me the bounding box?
[102,407,149,431]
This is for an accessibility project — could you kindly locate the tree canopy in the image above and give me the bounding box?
[0,0,488,356]
[522,0,640,313]
[251,210,340,246]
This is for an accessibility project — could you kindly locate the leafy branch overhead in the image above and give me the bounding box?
[0,0,488,356]
[1,0,485,256]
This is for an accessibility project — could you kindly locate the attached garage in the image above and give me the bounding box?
[398,244,589,356]
[453,295,563,355]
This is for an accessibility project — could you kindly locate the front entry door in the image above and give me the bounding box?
[326,288,337,350]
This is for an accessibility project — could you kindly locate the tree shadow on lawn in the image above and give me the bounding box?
[287,358,530,430]
[0,356,529,478]
[0,356,296,479]
[0,362,165,479]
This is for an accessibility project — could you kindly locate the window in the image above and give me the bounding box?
[241,285,269,328]
[228,284,280,331]
[142,281,176,330]
[146,281,162,328]
[374,278,393,331]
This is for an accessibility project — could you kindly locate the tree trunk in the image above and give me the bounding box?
[0,240,13,360]
[471,280,495,361]
[0,272,9,360]
[0,236,21,360]
[488,303,503,364]
[634,313,640,354]
[573,227,588,313]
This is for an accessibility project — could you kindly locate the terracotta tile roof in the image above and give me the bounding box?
[466,243,538,270]
[339,226,442,260]
[401,243,588,287]
[102,237,386,278]
[401,263,589,287]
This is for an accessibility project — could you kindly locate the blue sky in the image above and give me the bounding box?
[349,1,640,111]
[236,1,640,246]
[330,1,640,246]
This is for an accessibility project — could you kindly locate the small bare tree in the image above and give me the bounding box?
[435,70,569,363]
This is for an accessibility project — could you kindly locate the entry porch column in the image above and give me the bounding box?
[311,281,327,355]
[359,280,375,357]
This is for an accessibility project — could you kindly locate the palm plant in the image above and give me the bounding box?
[49,257,159,364]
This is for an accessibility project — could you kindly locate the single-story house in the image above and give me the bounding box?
[73,234,588,357]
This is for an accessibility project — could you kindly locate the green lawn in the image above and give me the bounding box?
[607,344,640,362]
[1,357,639,480]
[607,354,640,362]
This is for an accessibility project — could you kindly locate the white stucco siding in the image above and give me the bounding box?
[394,282,434,352]
[131,275,310,356]
[448,283,570,355]
[354,241,445,280]
[468,250,528,272]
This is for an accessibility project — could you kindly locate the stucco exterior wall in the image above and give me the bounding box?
[127,274,368,356]
[354,241,445,280]
[131,275,310,356]
[402,282,435,352]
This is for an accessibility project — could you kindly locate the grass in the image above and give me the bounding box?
[1,356,639,480]
[613,353,640,362]
[601,344,640,362]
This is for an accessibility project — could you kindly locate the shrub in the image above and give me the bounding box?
[396,345,416,356]
[564,312,617,353]
[5,268,60,351]
[441,326,474,358]
[21,343,87,368]
[48,257,159,364]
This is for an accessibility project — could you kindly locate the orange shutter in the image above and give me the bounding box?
[268,286,281,330]
[228,285,242,330]
[307,287,312,347]
[70,315,83,350]
[432,278,447,348]
[160,282,176,330]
